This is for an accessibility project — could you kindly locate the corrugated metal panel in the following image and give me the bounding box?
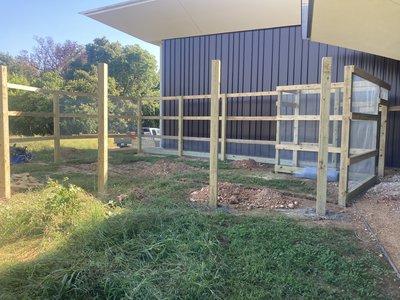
[161,25,400,167]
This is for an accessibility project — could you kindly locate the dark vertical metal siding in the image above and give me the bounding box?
[162,25,400,167]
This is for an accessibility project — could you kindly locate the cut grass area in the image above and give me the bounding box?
[1,156,399,299]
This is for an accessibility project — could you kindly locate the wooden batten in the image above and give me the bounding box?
[137,99,142,153]
[316,57,332,215]
[378,105,388,176]
[0,66,10,199]
[53,95,61,163]
[178,96,183,156]
[220,94,227,160]
[97,63,108,195]
[338,66,354,207]
[208,60,221,208]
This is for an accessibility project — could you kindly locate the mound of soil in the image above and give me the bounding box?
[229,159,268,170]
[61,159,196,177]
[190,182,299,209]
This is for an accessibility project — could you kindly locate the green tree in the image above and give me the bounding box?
[5,36,161,136]
[9,71,64,136]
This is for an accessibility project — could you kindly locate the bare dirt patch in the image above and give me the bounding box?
[229,159,272,170]
[11,173,43,193]
[356,172,400,269]
[61,159,196,177]
[190,182,300,210]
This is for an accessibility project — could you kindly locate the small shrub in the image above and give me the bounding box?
[45,178,83,215]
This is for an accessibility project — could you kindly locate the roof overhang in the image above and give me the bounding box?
[81,0,301,45]
[307,0,400,61]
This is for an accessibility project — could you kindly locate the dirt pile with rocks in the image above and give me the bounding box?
[11,173,43,192]
[62,159,196,177]
[229,159,270,170]
[190,182,300,209]
[365,173,400,211]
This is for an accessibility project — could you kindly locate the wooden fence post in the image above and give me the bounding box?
[209,60,221,208]
[0,66,10,199]
[378,104,388,176]
[316,57,332,215]
[97,63,108,195]
[338,66,354,207]
[137,99,142,153]
[53,94,61,163]
[220,94,227,161]
[274,92,282,172]
[331,89,340,166]
[178,96,184,156]
[292,91,300,167]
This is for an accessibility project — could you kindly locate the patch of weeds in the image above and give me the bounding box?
[45,178,82,215]
[49,173,97,193]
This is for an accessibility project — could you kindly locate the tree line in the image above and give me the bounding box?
[0,37,160,136]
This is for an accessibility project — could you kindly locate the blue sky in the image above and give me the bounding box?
[0,0,160,65]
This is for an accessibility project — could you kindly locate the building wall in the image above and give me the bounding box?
[161,25,400,167]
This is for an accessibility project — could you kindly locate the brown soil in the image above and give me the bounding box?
[356,172,400,269]
[190,182,300,209]
[61,159,196,177]
[61,148,81,158]
[229,159,272,170]
[303,180,339,203]
[11,173,43,193]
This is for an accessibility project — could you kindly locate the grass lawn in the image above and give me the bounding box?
[0,141,398,299]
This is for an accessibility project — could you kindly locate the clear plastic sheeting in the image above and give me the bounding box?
[347,74,381,193]
[349,120,377,151]
[348,157,376,191]
[351,75,379,115]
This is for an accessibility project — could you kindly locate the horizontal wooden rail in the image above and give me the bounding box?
[350,112,380,121]
[275,143,341,154]
[226,91,278,98]
[389,105,400,112]
[9,111,100,119]
[183,95,211,100]
[10,136,55,143]
[276,82,344,92]
[183,116,210,121]
[226,138,276,145]
[276,115,343,121]
[142,116,178,120]
[7,83,97,98]
[8,111,52,117]
[151,135,178,140]
[225,116,276,121]
[349,149,378,165]
[183,136,210,142]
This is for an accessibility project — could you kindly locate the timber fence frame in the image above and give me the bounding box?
[0,59,394,215]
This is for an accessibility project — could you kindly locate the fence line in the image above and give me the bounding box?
[0,61,394,216]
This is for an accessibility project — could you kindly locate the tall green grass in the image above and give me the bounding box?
[1,154,398,299]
